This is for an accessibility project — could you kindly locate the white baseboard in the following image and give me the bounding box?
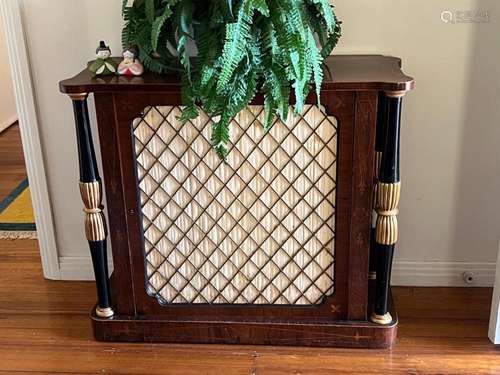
[58,256,496,287]
[59,257,93,280]
[392,261,495,287]
[59,256,114,280]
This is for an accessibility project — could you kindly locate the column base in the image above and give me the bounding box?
[370,312,393,325]
[96,306,115,318]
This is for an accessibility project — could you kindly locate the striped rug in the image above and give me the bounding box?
[0,178,37,239]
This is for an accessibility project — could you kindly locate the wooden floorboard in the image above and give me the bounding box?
[0,125,499,374]
[0,124,26,201]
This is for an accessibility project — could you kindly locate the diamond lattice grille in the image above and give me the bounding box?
[133,105,337,305]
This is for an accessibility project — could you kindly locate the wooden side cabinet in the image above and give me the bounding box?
[60,55,414,348]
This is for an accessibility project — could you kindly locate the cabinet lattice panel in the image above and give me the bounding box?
[133,105,338,305]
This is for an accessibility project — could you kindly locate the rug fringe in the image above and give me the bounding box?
[0,230,37,240]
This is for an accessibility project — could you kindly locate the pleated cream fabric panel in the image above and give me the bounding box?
[134,105,337,305]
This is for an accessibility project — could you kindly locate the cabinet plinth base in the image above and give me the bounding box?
[91,292,398,349]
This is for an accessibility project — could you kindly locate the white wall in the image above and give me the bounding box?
[335,0,500,285]
[0,20,17,131]
[20,0,123,278]
[19,0,500,285]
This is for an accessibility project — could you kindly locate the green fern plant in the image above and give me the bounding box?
[122,0,341,158]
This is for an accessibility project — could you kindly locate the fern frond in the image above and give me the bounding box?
[216,0,255,92]
[151,7,173,51]
[212,113,231,159]
[253,0,269,16]
[179,72,199,123]
[145,0,155,23]
[322,18,342,58]
[121,0,342,159]
[307,0,336,31]
[176,0,194,81]
[307,29,323,105]
[263,93,277,131]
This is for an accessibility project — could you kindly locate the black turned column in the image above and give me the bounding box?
[69,93,114,319]
[371,91,404,325]
[370,93,389,281]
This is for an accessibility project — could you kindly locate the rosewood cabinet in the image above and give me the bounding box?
[60,55,414,348]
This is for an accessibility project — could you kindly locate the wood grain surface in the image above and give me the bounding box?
[0,124,25,200]
[2,106,498,374]
[60,55,415,95]
[0,239,498,374]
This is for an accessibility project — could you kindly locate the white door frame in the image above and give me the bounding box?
[489,243,500,344]
[0,0,60,279]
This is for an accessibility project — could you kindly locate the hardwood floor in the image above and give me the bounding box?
[0,124,26,200]
[0,124,498,374]
[0,241,498,375]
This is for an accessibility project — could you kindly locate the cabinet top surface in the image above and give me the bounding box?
[60,55,414,95]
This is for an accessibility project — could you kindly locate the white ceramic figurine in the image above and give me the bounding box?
[118,47,144,76]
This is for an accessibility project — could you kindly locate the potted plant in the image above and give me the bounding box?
[122,0,341,157]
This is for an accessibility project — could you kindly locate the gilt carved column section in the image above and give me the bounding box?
[371,90,404,325]
[370,93,388,281]
[69,93,114,318]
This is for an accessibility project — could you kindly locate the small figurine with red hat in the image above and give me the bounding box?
[118,47,144,76]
